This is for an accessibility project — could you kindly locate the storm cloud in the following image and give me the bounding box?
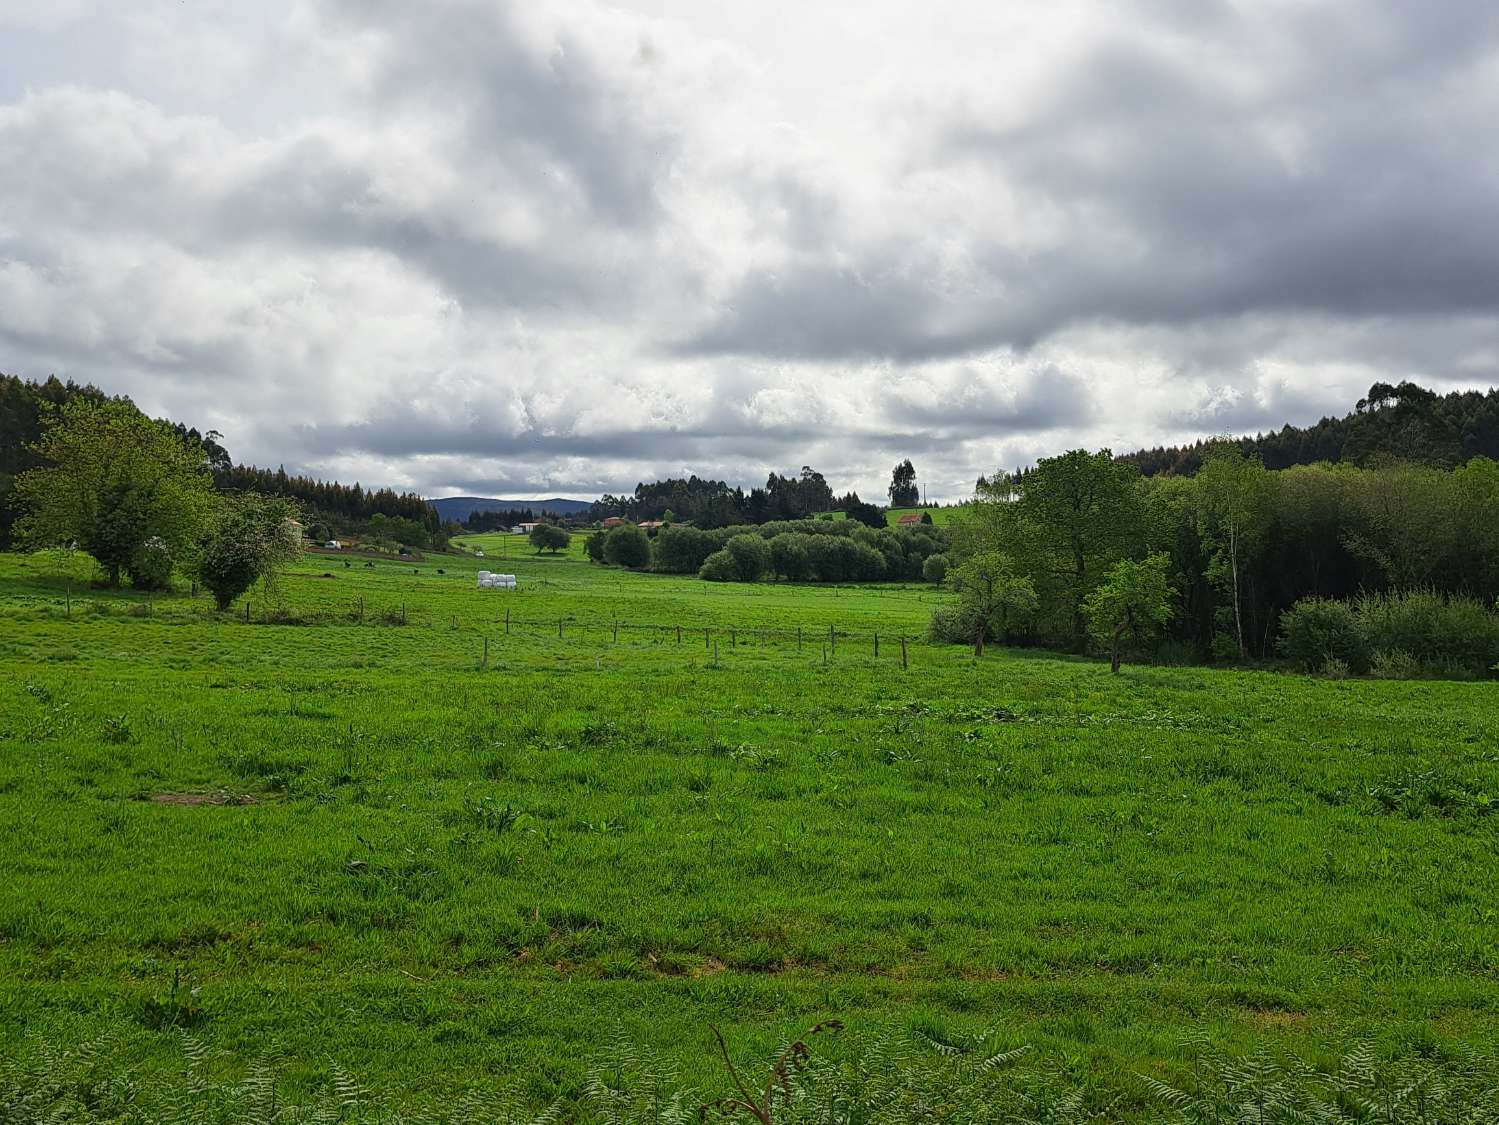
[1,0,1496,501]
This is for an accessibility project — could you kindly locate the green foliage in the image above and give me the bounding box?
[15,399,215,586]
[768,533,811,581]
[603,524,651,568]
[584,530,606,564]
[888,458,919,507]
[945,550,1038,654]
[724,534,770,582]
[194,493,302,611]
[529,524,570,555]
[1082,553,1174,672]
[129,537,175,591]
[697,548,738,582]
[651,524,715,574]
[1278,598,1369,672]
[922,553,948,585]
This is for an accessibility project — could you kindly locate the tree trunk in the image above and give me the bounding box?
[1229,521,1244,657]
[1110,624,1123,673]
[974,621,985,657]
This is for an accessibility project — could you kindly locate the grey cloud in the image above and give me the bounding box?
[679,0,1499,362]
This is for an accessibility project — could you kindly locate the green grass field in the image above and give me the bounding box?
[2,541,1496,1116]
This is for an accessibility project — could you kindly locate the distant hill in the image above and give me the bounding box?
[429,496,595,522]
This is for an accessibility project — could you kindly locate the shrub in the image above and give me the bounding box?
[1371,648,1422,680]
[1278,597,1368,673]
[768,533,811,581]
[926,604,981,644]
[653,525,715,573]
[602,524,651,569]
[583,531,605,563]
[698,549,738,582]
[922,553,948,584]
[724,534,770,582]
[129,537,173,590]
[1354,590,1499,675]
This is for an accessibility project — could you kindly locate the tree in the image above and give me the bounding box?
[195,493,302,611]
[603,523,650,568]
[584,531,606,563]
[952,551,1038,655]
[1194,442,1271,657]
[1013,449,1144,649]
[1083,554,1174,672]
[889,459,919,507]
[842,494,886,529]
[698,549,738,581]
[922,554,948,584]
[530,523,570,554]
[725,533,770,581]
[769,533,811,580]
[15,399,214,586]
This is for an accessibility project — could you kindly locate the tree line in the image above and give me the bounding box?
[585,518,950,584]
[2,373,440,552]
[942,442,1499,676]
[1122,381,1499,476]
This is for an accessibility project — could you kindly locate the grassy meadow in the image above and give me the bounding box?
[1,536,1497,1115]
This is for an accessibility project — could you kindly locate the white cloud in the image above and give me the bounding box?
[2,0,1497,503]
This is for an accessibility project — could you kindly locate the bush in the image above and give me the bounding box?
[602,524,651,569]
[724,534,770,582]
[652,525,715,573]
[129,537,173,590]
[698,549,738,582]
[583,531,605,564]
[926,604,980,644]
[1354,590,1499,675]
[768,533,811,580]
[1371,648,1422,680]
[922,553,948,584]
[1278,597,1369,673]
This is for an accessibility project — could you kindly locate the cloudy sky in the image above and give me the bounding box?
[3,0,1498,502]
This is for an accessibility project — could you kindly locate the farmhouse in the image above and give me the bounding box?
[896,514,923,526]
[602,517,630,528]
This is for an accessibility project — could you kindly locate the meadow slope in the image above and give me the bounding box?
[0,541,1495,1115]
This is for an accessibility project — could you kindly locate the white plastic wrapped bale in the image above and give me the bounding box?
[476,572,517,589]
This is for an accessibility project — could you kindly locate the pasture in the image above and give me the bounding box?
[1,540,1496,1115]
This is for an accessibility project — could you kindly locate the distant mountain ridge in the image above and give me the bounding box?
[429,495,595,522]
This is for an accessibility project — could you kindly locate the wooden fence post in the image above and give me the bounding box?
[558,617,563,638]
[482,636,489,669]
[829,624,836,655]
[677,625,682,644]
[505,608,510,634]
[731,629,736,649]
[613,619,618,642]
[797,626,802,650]
[874,633,879,658]
[901,637,908,670]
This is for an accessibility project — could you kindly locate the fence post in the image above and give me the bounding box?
[482,636,489,669]
[613,619,618,642]
[829,624,836,655]
[797,625,801,650]
[558,617,563,639]
[901,637,908,670]
[505,608,510,634]
[677,625,682,645]
[731,629,736,649]
[246,601,251,624]
[705,628,710,650]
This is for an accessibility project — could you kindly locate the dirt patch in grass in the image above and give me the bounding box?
[148,791,261,806]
